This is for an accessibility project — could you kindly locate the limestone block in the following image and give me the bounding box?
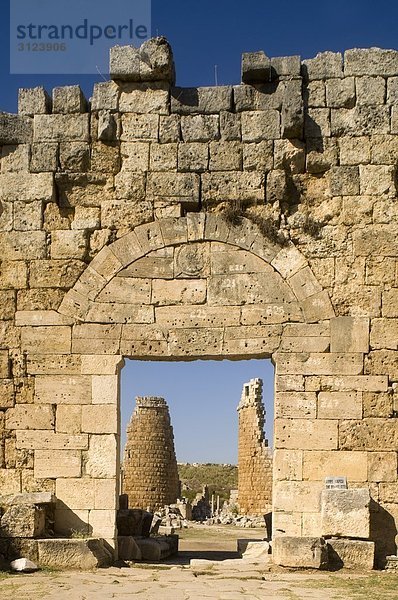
[327,538,374,570]
[16,431,88,451]
[18,87,51,116]
[34,375,91,405]
[304,108,331,137]
[81,356,122,376]
[134,537,173,561]
[365,350,398,380]
[356,76,385,105]
[271,246,307,279]
[53,508,90,536]
[273,536,328,569]
[339,136,370,165]
[0,351,10,378]
[280,336,329,353]
[91,81,119,111]
[271,55,301,77]
[370,318,398,350]
[5,405,54,430]
[177,142,208,172]
[0,113,33,145]
[275,418,338,450]
[111,37,174,83]
[276,352,363,376]
[147,172,200,200]
[159,115,180,143]
[0,469,21,494]
[241,51,271,83]
[171,86,232,115]
[30,143,58,173]
[301,290,335,322]
[120,141,149,171]
[318,391,362,419]
[85,434,117,478]
[155,305,240,328]
[37,538,112,569]
[305,80,326,107]
[55,478,94,510]
[382,289,398,317]
[0,290,16,320]
[168,328,223,357]
[149,143,178,171]
[274,449,303,481]
[273,512,302,537]
[360,165,396,196]
[302,51,343,79]
[118,536,142,561]
[86,302,153,325]
[13,201,42,232]
[275,392,316,418]
[34,450,81,478]
[96,277,150,305]
[0,379,14,409]
[242,140,273,171]
[209,141,242,171]
[88,509,116,540]
[276,375,305,392]
[208,271,295,306]
[52,85,86,114]
[281,80,304,138]
[222,329,280,356]
[0,231,46,261]
[303,450,367,481]
[27,354,81,375]
[328,165,360,196]
[325,77,355,108]
[392,105,398,133]
[315,375,388,392]
[201,172,264,203]
[97,111,117,143]
[220,110,241,141]
[121,113,159,141]
[368,452,397,482]
[241,110,280,141]
[15,311,72,327]
[1,144,30,173]
[51,230,87,260]
[119,83,168,116]
[81,405,117,434]
[241,304,302,325]
[330,316,369,353]
[90,143,120,174]
[56,405,82,434]
[94,479,116,510]
[344,48,398,76]
[210,248,266,275]
[288,266,323,301]
[151,278,206,306]
[321,488,370,538]
[21,326,71,354]
[0,504,45,538]
[331,106,389,136]
[180,114,219,142]
[34,114,89,142]
[0,172,53,203]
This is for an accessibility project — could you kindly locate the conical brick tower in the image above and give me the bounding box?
[122,396,180,511]
[237,378,273,515]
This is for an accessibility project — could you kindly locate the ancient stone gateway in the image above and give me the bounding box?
[0,38,397,567]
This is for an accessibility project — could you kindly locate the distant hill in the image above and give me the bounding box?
[178,463,238,504]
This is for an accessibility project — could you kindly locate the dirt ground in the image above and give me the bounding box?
[0,525,397,599]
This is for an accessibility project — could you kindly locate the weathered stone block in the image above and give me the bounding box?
[273,536,328,569]
[5,405,54,430]
[368,452,397,482]
[327,538,374,570]
[34,450,81,479]
[81,405,117,434]
[34,114,89,142]
[325,77,355,108]
[241,110,280,141]
[344,48,398,76]
[171,86,232,114]
[356,76,385,105]
[302,51,343,79]
[37,538,112,569]
[85,434,117,478]
[317,391,362,419]
[202,171,264,203]
[330,316,369,353]
[52,86,87,114]
[241,51,271,83]
[321,488,370,538]
[18,87,51,116]
[0,379,14,408]
[110,37,175,84]
[302,450,367,481]
[275,418,338,450]
[16,431,88,451]
[0,114,33,145]
[56,405,82,434]
[275,392,316,418]
[0,504,45,538]
[180,114,219,142]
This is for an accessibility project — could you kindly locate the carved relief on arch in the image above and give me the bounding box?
[58,214,334,358]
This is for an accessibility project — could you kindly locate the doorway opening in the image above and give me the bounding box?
[119,358,274,562]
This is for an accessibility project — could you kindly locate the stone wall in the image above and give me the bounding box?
[237,378,273,515]
[0,37,397,564]
[122,396,179,511]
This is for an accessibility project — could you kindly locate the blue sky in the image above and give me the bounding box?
[1,1,397,462]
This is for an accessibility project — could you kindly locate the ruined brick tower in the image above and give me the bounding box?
[122,396,180,511]
[237,378,273,515]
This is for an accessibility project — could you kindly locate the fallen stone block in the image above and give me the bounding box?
[0,505,46,539]
[10,557,39,573]
[385,555,398,571]
[237,538,265,554]
[241,541,271,561]
[272,536,328,569]
[117,536,142,561]
[0,492,55,507]
[117,509,153,537]
[134,535,178,561]
[321,489,370,539]
[37,538,113,569]
[7,538,39,563]
[327,538,374,570]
